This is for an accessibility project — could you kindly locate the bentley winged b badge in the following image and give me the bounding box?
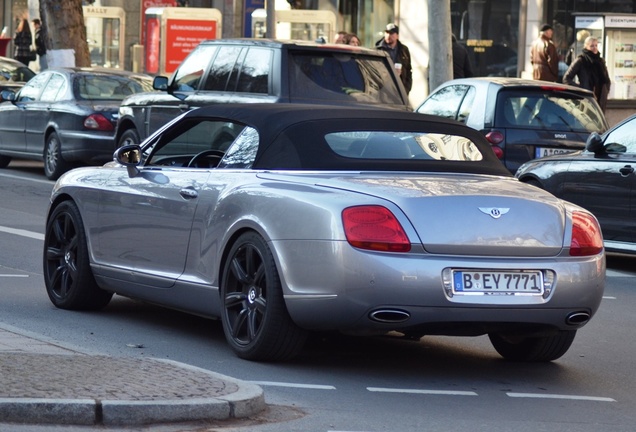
[479,207,510,219]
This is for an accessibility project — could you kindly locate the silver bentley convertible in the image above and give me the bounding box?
[43,104,605,362]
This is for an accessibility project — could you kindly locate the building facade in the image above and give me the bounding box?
[0,0,634,115]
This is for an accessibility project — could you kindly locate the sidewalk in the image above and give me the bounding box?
[0,323,265,427]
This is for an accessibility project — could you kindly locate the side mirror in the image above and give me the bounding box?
[585,132,604,153]
[114,145,142,177]
[1,89,16,102]
[152,76,169,91]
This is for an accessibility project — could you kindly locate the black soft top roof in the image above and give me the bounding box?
[181,103,512,176]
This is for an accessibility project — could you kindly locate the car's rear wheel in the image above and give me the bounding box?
[221,231,308,361]
[488,330,577,362]
[0,155,11,168]
[43,200,113,310]
[118,128,140,148]
[44,132,70,180]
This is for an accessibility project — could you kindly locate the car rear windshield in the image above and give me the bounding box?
[75,75,154,101]
[288,52,405,106]
[495,89,607,133]
[324,131,484,161]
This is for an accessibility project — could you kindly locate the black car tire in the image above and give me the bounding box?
[0,155,11,168]
[43,200,113,310]
[221,231,308,361]
[44,132,71,180]
[488,330,577,362]
[524,178,543,189]
[118,128,140,148]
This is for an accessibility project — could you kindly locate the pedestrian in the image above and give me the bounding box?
[343,33,360,46]
[334,31,347,44]
[376,23,412,94]
[13,18,33,66]
[32,18,47,71]
[451,34,473,78]
[563,36,611,112]
[530,23,559,82]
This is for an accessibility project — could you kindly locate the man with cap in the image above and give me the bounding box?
[376,23,412,94]
[530,23,559,82]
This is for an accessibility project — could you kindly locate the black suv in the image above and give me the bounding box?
[115,39,410,147]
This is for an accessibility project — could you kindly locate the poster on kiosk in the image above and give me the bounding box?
[145,7,222,76]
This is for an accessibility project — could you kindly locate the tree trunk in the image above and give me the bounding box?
[428,0,453,91]
[39,0,90,67]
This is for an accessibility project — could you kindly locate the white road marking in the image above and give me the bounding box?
[507,392,615,402]
[0,226,44,241]
[606,269,634,277]
[0,275,29,278]
[367,387,477,396]
[603,296,616,300]
[250,381,336,390]
[0,172,52,185]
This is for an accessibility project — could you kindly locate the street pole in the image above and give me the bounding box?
[428,0,452,91]
[266,0,276,38]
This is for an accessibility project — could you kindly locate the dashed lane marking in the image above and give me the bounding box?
[250,381,336,390]
[507,392,616,402]
[0,226,44,241]
[367,387,477,396]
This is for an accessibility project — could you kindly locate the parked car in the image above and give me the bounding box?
[114,39,411,148]
[44,103,605,362]
[0,55,36,100]
[0,67,153,180]
[415,77,609,173]
[516,113,636,255]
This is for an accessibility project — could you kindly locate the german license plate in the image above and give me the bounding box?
[535,147,574,158]
[452,270,544,296]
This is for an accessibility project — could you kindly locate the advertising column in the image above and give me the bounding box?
[604,15,636,100]
[144,7,222,76]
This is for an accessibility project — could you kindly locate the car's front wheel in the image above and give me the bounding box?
[118,128,140,148]
[488,330,577,362]
[43,200,113,310]
[44,132,71,180]
[221,232,308,361]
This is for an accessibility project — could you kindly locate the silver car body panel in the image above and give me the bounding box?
[52,165,605,333]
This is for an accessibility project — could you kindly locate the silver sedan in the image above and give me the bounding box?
[43,104,605,362]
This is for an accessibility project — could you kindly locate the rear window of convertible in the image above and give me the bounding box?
[324,131,484,161]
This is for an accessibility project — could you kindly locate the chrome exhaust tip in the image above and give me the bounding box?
[566,311,590,325]
[369,309,410,323]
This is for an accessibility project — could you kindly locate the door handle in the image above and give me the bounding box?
[179,187,198,199]
[619,165,634,176]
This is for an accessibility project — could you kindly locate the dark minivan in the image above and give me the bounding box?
[115,39,411,148]
[416,77,608,173]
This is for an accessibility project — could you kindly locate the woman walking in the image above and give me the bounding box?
[563,36,611,112]
[13,18,33,66]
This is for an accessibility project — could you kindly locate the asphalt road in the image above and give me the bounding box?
[1,160,635,431]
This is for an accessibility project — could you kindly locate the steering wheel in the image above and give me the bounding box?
[187,149,225,168]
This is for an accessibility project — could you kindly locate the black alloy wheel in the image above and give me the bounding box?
[221,231,307,361]
[43,200,113,310]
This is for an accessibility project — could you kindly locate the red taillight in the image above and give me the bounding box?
[485,130,504,144]
[84,113,114,131]
[342,206,411,252]
[570,211,603,256]
[485,131,504,159]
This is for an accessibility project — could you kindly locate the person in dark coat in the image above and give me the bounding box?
[530,24,559,82]
[563,36,611,112]
[376,23,413,94]
[32,18,47,70]
[13,18,32,66]
[452,34,473,78]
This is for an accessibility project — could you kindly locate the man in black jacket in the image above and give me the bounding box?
[32,18,47,71]
[452,34,473,78]
[376,23,412,95]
